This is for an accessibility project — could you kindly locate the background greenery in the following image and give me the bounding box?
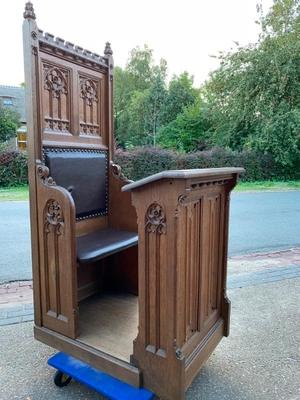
[114,0,300,177]
[0,0,299,188]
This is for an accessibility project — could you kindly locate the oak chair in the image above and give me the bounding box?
[23,3,244,399]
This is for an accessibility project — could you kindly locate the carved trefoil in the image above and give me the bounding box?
[42,63,70,133]
[79,75,100,136]
[144,203,167,357]
[43,199,65,318]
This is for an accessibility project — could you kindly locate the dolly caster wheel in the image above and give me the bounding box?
[54,370,72,387]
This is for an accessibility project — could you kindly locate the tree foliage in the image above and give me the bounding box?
[113,0,300,176]
[114,46,198,148]
[204,0,300,167]
[158,100,211,152]
[0,103,20,143]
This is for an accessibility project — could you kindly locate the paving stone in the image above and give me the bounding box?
[0,311,8,319]
[0,316,22,326]
[21,314,34,322]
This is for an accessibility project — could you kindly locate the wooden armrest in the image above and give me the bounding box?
[36,161,76,210]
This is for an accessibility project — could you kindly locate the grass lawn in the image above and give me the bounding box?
[0,186,29,201]
[235,180,300,192]
[0,181,300,201]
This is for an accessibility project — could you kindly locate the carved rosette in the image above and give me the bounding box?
[145,203,166,234]
[44,67,68,99]
[45,199,64,235]
[80,78,98,106]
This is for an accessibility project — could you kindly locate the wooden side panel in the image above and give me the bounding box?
[175,189,224,354]
[175,199,202,347]
[37,165,78,339]
[130,177,239,400]
[199,194,222,332]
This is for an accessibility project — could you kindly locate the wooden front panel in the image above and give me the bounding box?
[39,52,107,148]
[175,188,225,350]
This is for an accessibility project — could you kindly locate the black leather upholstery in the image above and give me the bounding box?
[44,148,108,220]
[77,228,138,264]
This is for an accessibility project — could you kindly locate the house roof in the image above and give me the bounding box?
[0,85,26,123]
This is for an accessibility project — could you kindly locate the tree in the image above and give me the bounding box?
[158,100,211,152]
[204,0,300,168]
[143,71,167,146]
[114,45,168,147]
[0,103,20,143]
[160,72,199,126]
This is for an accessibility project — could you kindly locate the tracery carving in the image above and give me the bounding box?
[44,67,68,99]
[80,78,98,106]
[145,203,166,234]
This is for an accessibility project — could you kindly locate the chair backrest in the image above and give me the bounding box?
[23,2,114,233]
[44,147,108,220]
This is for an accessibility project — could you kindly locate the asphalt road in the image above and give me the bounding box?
[0,191,300,283]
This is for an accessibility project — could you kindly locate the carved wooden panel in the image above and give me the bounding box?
[42,62,71,134]
[36,163,78,339]
[79,75,101,137]
[200,194,222,331]
[175,191,223,348]
[144,203,168,356]
[43,199,65,318]
[35,30,111,149]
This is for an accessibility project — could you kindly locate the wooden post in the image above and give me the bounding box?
[23,1,42,326]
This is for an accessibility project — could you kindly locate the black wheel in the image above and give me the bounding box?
[54,370,72,387]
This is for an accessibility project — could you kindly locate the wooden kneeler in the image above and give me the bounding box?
[23,2,244,399]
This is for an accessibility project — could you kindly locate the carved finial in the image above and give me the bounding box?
[23,2,36,19]
[104,42,113,56]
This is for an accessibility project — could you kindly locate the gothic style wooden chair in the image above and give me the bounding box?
[23,3,244,399]
[23,1,139,341]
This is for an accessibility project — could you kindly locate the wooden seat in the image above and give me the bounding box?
[77,228,138,263]
[43,147,138,265]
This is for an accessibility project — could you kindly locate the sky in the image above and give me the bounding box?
[2,0,274,87]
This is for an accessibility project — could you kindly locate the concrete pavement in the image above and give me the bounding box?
[0,277,299,400]
[0,247,299,399]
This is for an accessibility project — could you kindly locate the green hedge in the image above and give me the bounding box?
[0,151,28,187]
[0,147,298,188]
[115,147,299,182]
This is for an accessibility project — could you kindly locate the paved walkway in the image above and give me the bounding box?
[0,270,299,399]
[0,247,299,327]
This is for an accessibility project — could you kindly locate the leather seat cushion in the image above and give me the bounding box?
[77,228,138,264]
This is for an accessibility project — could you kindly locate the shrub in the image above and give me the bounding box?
[115,146,300,182]
[0,151,28,187]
